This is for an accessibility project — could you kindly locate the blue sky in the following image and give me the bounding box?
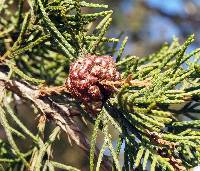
[146,0,186,16]
[121,0,186,16]
[119,0,197,43]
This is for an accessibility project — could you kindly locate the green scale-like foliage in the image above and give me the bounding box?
[1,0,118,85]
[0,0,200,171]
[90,36,200,170]
[112,35,200,170]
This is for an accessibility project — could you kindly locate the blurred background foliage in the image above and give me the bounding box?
[1,0,200,170]
[102,0,200,56]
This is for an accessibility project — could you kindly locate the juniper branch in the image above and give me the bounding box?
[0,72,112,170]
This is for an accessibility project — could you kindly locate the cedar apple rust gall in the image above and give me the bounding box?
[66,54,120,115]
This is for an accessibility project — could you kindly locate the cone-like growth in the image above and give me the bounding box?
[67,55,120,114]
